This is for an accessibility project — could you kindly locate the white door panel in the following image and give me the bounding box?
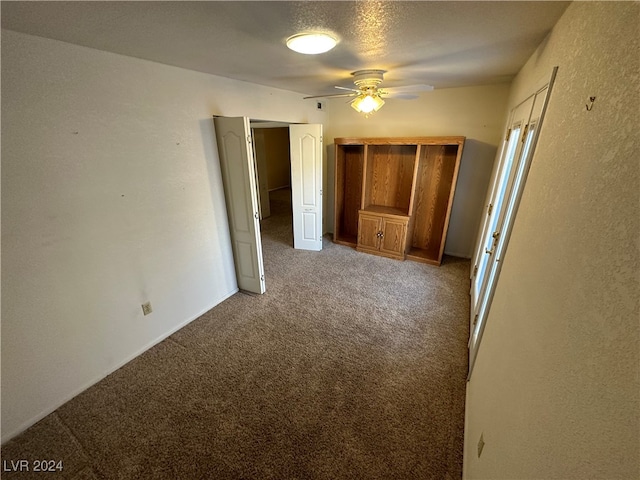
[290,124,323,251]
[213,117,266,294]
[303,212,317,240]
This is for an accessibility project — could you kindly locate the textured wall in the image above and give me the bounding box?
[324,83,511,258]
[1,29,325,442]
[464,2,639,478]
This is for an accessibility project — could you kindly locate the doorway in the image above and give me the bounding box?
[251,121,324,252]
[213,117,323,295]
[251,122,292,226]
[251,122,295,248]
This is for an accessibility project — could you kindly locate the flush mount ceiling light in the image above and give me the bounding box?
[286,33,337,54]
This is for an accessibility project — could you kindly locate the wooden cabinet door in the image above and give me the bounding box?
[380,217,408,258]
[357,213,382,252]
[357,211,408,259]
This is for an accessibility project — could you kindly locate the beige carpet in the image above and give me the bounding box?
[1,188,470,480]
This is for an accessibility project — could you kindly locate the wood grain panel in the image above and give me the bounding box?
[368,145,416,212]
[342,147,364,240]
[357,212,382,251]
[334,144,346,241]
[335,145,364,244]
[362,205,408,217]
[362,144,374,209]
[411,145,457,259]
[380,217,408,258]
[335,136,465,146]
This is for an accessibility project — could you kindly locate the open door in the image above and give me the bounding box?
[289,124,323,251]
[213,117,266,294]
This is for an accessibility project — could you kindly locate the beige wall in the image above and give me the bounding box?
[1,29,325,442]
[254,127,291,191]
[324,83,511,258]
[464,3,639,479]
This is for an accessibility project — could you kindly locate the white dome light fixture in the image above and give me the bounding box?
[286,33,337,55]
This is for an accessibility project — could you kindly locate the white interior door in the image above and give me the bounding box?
[289,124,323,251]
[213,117,266,294]
[468,67,557,377]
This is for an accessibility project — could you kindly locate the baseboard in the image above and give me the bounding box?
[1,287,239,444]
[444,250,472,259]
[268,186,290,192]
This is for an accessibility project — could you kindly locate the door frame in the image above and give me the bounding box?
[214,117,325,293]
[470,98,534,324]
[468,67,558,378]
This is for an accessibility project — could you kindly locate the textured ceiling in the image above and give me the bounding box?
[1,1,570,96]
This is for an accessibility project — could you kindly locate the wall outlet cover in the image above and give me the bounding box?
[141,302,153,316]
[477,433,485,458]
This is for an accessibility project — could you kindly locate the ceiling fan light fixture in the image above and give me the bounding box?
[286,33,337,54]
[351,94,385,114]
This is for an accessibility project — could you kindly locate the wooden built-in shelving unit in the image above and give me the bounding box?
[334,137,464,265]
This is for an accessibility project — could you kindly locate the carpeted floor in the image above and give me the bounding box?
[1,188,470,480]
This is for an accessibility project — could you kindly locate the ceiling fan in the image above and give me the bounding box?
[304,69,434,115]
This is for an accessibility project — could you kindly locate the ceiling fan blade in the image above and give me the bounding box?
[381,93,419,100]
[381,84,434,94]
[335,85,361,93]
[303,93,357,99]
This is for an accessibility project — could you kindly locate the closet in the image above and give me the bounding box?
[333,137,464,265]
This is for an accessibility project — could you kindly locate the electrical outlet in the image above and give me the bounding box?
[141,302,153,316]
[477,433,485,458]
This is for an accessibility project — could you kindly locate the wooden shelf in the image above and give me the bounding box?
[361,205,409,218]
[334,137,464,265]
[406,246,442,266]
